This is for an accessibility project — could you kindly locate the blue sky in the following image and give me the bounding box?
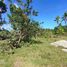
[32,0,67,29]
[2,0,67,29]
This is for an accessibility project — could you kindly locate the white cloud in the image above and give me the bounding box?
[2,24,13,31]
[14,3,19,8]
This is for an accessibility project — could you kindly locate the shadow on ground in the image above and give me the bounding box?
[30,40,43,44]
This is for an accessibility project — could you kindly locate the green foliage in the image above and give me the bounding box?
[0,40,14,54]
[0,0,40,54]
[0,1,7,13]
[54,25,65,35]
[6,0,40,49]
[38,29,54,38]
[0,30,10,40]
[54,12,67,34]
[62,12,67,24]
[54,16,60,24]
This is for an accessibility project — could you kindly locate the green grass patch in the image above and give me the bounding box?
[0,37,67,67]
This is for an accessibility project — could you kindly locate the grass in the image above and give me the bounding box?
[0,36,67,67]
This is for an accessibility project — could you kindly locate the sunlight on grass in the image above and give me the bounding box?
[0,37,67,67]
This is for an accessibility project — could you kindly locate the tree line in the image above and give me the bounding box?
[54,12,67,34]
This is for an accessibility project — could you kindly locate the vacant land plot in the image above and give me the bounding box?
[0,37,67,67]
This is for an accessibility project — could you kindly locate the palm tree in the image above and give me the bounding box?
[62,12,67,24]
[54,16,60,25]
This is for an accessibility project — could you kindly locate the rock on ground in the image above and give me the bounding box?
[51,40,67,48]
[62,49,67,52]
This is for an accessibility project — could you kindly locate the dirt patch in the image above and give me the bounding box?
[13,56,36,67]
[13,57,24,67]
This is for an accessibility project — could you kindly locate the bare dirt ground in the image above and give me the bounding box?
[13,57,23,67]
[13,57,35,67]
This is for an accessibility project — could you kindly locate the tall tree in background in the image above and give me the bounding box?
[62,12,67,24]
[54,16,60,25]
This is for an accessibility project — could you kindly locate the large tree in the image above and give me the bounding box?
[54,16,60,25]
[62,12,67,24]
[7,0,39,48]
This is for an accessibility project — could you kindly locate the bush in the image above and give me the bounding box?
[0,40,14,54]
